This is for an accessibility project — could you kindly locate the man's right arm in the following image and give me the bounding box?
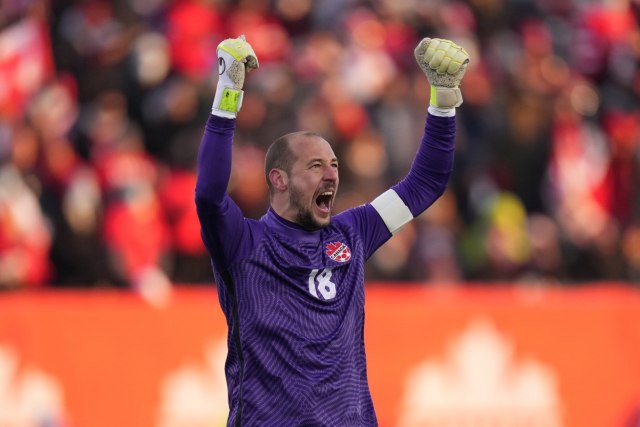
[194,36,259,270]
[195,115,249,269]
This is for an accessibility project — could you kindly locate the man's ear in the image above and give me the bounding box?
[269,169,288,192]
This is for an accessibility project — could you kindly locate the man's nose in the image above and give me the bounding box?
[324,165,338,181]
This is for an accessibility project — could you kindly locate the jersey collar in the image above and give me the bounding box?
[263,208,326,243]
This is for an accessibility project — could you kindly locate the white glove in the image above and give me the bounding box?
[212,35,259,118]
[414,38,469,110]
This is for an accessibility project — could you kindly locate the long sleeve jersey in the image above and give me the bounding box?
[195,112,456,427]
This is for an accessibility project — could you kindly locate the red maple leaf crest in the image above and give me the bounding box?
[325,242,351,262]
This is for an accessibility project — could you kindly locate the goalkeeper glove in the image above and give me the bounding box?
[414,38,469,110]
[212,35,259,118]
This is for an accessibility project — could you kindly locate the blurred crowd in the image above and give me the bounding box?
[1,0,639,294]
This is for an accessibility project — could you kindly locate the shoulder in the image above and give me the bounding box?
[332,204,386,234]
[333,203,381,222]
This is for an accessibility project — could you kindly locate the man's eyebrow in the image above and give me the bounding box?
[306,157,338,165]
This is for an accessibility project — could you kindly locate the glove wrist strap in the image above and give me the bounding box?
[212,85,244,118]
[430,86,463,109]
[428,105,456,117]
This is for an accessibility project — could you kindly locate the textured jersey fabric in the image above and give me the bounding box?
[195,113,455,426]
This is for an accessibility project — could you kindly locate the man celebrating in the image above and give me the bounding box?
[195,35,469,426]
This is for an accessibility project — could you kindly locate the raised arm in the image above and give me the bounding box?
[195,36,259,269]
[371,38,470,235]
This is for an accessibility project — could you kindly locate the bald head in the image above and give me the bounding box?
[265,131,322,194]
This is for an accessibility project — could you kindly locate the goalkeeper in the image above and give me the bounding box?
[196,35,469,426]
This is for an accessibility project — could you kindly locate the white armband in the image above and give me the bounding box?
[371,189,414,234]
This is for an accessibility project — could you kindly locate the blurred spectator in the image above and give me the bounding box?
[28,79,117,287]
[166,0,223,82]
[86,92,173,303]
[409,190,463,283]
[0,0,638,290]
[0,164,51,289]
[159,167,211,284]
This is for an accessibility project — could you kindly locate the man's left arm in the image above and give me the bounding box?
[357,38,469,257]
[372,109,456,230]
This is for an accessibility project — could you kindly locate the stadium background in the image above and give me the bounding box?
[0,0,639,425]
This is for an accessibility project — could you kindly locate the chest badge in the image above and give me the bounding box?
[325,241,351,262]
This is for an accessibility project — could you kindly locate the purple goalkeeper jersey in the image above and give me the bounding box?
[195,112,455,426]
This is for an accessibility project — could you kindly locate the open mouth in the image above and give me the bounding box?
[315,191,334,214]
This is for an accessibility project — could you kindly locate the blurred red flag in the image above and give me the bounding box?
[0,17,54,120]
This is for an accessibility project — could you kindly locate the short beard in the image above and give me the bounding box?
[289,184,328,231]
[295,210,321,231]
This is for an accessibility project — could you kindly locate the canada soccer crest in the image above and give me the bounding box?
[325,241,351,262]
